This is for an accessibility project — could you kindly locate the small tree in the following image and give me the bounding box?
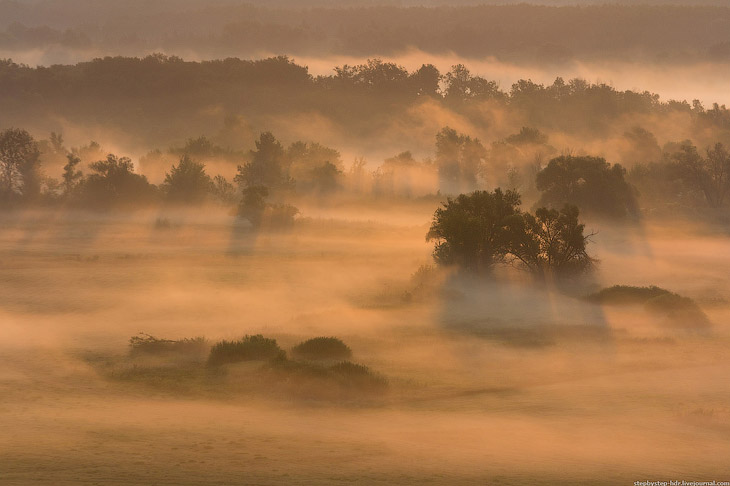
[237,185,269,226]
[61,153,83,196]
[426,189,522,273]
[161,154,212,204]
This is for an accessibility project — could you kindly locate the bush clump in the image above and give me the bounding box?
[329,361,388,390]
[588,285,711,329]
[291,337,352,361]
[208,334,284,366]
[587,285,671,305]
[129,333,208,357]
[644,294,711,329]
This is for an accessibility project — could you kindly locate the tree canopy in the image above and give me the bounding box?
[0,128,41,202]
[77,154,157,208]
[427,189,593,278]
[162,155,212,204]
[426,189,523,273]
[536,155,639,219]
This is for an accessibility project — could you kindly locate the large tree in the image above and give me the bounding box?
[535,155,639,219]
[427,189,594,278]
[426,188,522,273]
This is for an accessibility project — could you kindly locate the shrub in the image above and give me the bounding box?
[644,294,711,328]
[265,203,299,227]
[587,285,711,329]
[329,361,388,390]
[587,285,671,305]
[291,337,352,361]
[208,334,284,366]
[129,333,208,357]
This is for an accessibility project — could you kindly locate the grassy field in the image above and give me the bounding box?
[1,206,729,485]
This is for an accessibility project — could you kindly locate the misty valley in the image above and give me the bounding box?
[2,2,730,485]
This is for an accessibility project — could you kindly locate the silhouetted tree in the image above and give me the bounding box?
[426,188,522,273]
[210,175,237,205]
[536,155,639,219]
[672,142,730,208]
[410,64,441,97]
[287,141,342,194]
[0,128,41,201]
[436,127,487,194]
[427,190,594,278]
[77,154,157,208]
[237,185,269,226]
[505,127,548,146]
[510,204,594,279]
[161,154,212,204]
[237,184,298,228]
[61,153,83,195]
[620,127,661,166]
[308,162,342,194]
[235,132,291,191]
[172,136,229,159]
[444,64,502,102]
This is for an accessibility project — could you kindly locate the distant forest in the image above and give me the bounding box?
[2,55,730,222]
[2,3,730,63]
[2,55,729,149]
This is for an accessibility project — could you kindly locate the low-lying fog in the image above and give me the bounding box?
[1,205,728,484]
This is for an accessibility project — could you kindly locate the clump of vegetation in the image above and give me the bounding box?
[588,285,711,329]
[263,203,300,227]
[329,361,389,390]
[645,293,711,329]
[129,333,208,357]
[103,334,389,401]
[207,334,284,366]
[291,337,352,361]
[236,185,299,228]
[409,263,445,298]
[587,285,671,305]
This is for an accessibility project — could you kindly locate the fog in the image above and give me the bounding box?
[2,2,730,485]
[1,205,729,484]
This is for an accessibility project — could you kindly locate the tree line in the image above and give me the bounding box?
[2,55,729,149]
[2,125,729,225]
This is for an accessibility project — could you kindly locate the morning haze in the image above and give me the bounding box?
[1,1,729,485]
